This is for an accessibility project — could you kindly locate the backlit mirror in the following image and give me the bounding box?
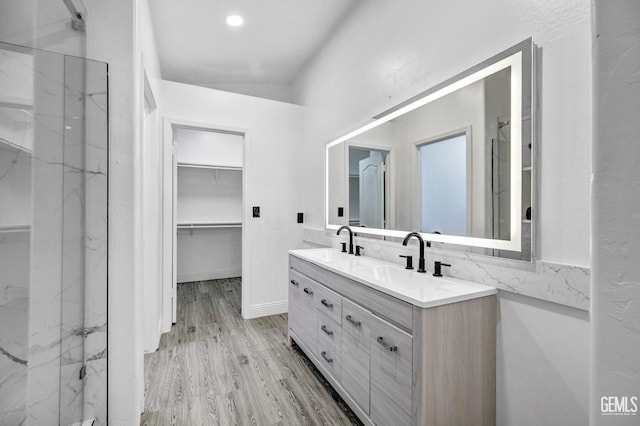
[326,39,533,260]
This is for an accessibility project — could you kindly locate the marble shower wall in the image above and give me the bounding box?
[0,43,108,425]
[0,44,35,426]
[0,148,31,425]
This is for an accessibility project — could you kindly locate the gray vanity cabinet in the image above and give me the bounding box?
[288,254,496,426]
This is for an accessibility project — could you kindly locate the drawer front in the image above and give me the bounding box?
[315,283,342,324]
[342,325,371,414]
[290,269,318,305]
[317,312,342,381]
[342,298,371,342]
[370,315,412,426]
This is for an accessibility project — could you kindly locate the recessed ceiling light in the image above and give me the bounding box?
[226,14,244,27]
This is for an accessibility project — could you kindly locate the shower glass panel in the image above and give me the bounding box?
[0,42,108,425]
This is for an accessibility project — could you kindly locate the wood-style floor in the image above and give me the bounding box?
[141,278,360,426]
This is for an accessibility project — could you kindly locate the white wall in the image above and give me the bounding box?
[591,1,640,424]
[133,9,168,407]
[294,0,592,424]
[176,228,242,282]
[84,0,140,421]
[497,292,589,425]
[161,81,305,319]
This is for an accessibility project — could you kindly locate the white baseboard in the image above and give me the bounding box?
[177,270,241,283]
[244,300,288,319]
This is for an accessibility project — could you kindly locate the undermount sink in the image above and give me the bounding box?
[289,248,497,308]
[301,248,342,262]
[355,264,423,285]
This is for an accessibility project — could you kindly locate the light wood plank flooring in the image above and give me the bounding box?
[141,278,361,426]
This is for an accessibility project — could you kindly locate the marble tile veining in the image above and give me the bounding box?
[1,43,108,425]
[304,228,590,311]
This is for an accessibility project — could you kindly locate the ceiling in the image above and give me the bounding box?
[149,0,360,100]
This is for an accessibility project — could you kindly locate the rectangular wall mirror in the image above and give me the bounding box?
[326,39,533,260]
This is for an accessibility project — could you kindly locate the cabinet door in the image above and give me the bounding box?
[370,315,412,426]
[289,271,317,355]
[341,299,371,414]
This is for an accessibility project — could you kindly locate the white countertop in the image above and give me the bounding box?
[289,248,497,308]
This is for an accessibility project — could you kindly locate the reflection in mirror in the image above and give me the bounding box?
[348,147,389,228]
[326,39,533,259]
[418,131,470,237]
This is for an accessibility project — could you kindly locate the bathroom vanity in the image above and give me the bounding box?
[288,248,497,426]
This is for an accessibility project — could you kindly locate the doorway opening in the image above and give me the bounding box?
[347,146,389,229]
[172,126,244,319]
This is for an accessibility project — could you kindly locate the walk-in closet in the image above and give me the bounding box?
[174,127,244,288]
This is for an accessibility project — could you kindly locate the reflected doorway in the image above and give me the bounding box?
[348,146,389,229]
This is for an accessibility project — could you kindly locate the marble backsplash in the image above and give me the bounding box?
[303,228,590,311]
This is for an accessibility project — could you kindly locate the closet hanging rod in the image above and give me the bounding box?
[0,224,31,233]
[177,163,242,171]
[177,222,242,229]
[0,137,33,154]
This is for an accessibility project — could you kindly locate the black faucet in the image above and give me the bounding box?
[337,225,354,254]
[402,232,426,273]
[433,261,451,277]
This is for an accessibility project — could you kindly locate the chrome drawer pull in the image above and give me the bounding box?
[321,351,333,363]
[321,325,333,336]
[320,299,333,309]
[345,315,361,327]
[377,336,398,352]
[290,279,299,286]
[303,287,313,295]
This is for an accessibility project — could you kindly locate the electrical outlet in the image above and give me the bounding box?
[297,212,304,223]
[252,206,260,218]
[338,207,344,217]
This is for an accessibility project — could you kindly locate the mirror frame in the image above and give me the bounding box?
[325,39,533,253]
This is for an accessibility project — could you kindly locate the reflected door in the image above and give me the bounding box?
[359,151,385,228]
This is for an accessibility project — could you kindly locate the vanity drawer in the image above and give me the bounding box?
[342,298,371,342]
[370,314,412,426]
[289,269,318,304]
[315,283,342,325]
[317,311,342,381]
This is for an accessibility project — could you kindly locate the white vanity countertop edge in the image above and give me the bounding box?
[289,248,497,309]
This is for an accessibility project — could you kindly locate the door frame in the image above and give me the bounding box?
[345,141,395,230]
[162,117,248,324]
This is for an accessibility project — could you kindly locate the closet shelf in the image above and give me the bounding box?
[0,137,32,154]
[177,221,242,230]
[177,162,242,171]
[0,224,31,233]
